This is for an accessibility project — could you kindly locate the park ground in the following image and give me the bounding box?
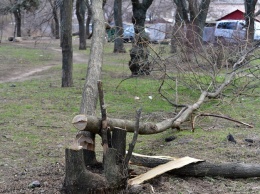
[0,38,260,193]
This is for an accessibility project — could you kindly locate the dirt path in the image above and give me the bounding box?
[0,46,88,84]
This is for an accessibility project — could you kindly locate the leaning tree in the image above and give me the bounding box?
[62,0,260,193]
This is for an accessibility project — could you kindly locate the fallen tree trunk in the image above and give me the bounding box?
[130,154,260,178]
[72,114,182,134]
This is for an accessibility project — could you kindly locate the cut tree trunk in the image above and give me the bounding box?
[130,154,260,178]
[62,148,108,194]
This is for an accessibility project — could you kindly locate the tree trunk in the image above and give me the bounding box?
[13,8,22,37]
[129,0,153,75]
[113,0,126,53]
[53,0,60,39]
[86,0,92,38]
[76,0,87,50]
[60,0,73,87]
[130,154,260,178]
[245,0,257,42]
[79,0,105,153]
[62,148,108,194]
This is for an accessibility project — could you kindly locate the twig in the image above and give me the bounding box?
[192,113,254,132]
[116,75,139,90]
[97,80,109,154]
[125,108,142,166]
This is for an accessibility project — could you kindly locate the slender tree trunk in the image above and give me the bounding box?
[113,0,126,53]
[86,0,92,38]
[13,8,21,37]
[76,0,87,50]
[245,0,257,42]
[53,0,60,39]
[60,0,73,87]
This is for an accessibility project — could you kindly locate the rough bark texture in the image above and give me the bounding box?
[60,0,73,87]
[62,148,108,194]
[245,0,257,42]
[76,0,87,50]
[129,0,153,75]
[79,0,105,153]
[130,154,260,178]
[113,0,126,53]
[13,8,21,37]
[80,0,105,116]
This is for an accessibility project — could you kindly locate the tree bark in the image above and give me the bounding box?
[113,0,126,53]
[62,148,108,194]
[245,0,257,42]
[130,154,260,178]
[53,0,60,39]
[13,8,22,37]
[60,0,73,87]
[76,0,87,50]
[129,0,153,75]
[79,0,105,151]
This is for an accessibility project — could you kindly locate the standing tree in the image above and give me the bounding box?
[1,0,39,37]
[171,0,210,53]
[113,0,126,53]
[48,0,60,39]
[129,0,154,75]
[60,0,73,87]
[86,0,92,38]
[244,0,258,42]
[76,0,87,50]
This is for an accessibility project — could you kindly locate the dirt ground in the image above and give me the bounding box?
[1,39,260,194]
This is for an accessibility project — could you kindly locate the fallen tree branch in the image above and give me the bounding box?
[72,46,257,135]
[130,153,260,178]
[192,113,254,132]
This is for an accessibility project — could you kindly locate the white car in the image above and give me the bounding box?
[214,20,260,43]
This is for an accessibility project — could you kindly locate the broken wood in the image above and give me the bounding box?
[128,156,202,185]
[130,153,260,178]
[98,80,109,154]
[125,108,142,165]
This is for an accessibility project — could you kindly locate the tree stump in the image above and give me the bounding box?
[63,127,128,193]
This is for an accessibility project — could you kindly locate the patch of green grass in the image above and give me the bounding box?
[0,44,55,66]
[0,40,260,174]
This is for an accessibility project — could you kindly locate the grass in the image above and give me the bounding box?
[0,39,260,193]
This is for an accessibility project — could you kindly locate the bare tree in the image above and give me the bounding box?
[113,0,126,53]
[171,0,210,53]
[60,0,73,87]
[48,0,60,39]
[129,0,154,75]
[0,0,40,37]
[76,0,86,50]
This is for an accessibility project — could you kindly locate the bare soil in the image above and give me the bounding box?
[0,39,260,194]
